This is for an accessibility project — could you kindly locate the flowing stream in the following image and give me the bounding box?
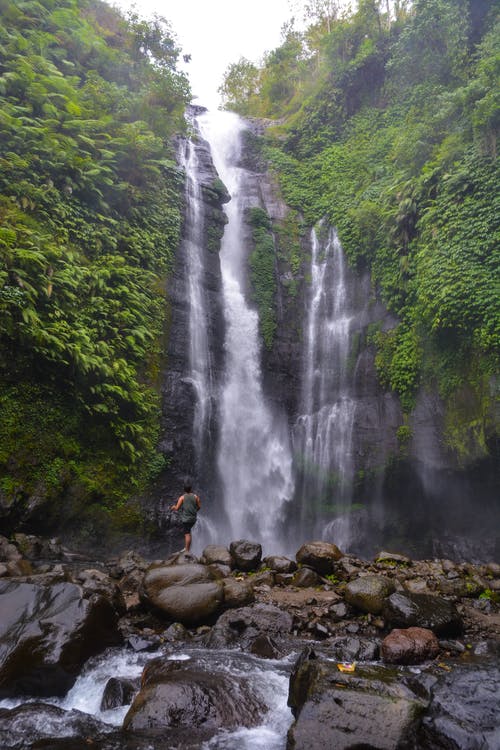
[197,110,294,552]
[293,224,356,549]
[0,647,293,749]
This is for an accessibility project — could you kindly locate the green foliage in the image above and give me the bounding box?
[0,0,190,523]
[247,207,277,349]
[233,0,499,461]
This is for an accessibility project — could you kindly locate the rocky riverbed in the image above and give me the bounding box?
[0,534,499,749]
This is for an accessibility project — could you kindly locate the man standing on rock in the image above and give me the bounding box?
[170,481,201,553]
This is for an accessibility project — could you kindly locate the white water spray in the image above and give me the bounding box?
[198,111,294,551]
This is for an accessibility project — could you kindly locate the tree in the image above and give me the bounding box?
[218,57,260,114]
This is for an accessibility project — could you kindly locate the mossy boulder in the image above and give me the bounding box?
[344,575,395,614]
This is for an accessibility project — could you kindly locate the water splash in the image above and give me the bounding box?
[198,111,294,552]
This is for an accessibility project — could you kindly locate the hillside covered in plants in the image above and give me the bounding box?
[0,0,190,540]
[221,0,499,465]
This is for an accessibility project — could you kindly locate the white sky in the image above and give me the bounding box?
[112,0,293,109]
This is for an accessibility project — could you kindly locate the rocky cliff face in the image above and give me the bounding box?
[156,114,499,562]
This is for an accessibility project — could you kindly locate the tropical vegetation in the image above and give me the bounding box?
[0,0,190,537]
[222,0,499,462]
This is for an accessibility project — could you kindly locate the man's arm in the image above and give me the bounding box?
[195,495,201,510]
[171,495,184,511]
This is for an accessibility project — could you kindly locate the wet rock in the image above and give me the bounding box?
[126,635,158,652]
[375,550,412,566]
[295,541,342,576]
[0,702,112,747]
[326,636,380,662]
[384,592,463,636]
[287,652,425,750]
[13,533,64,561]
[207,563,232,578]
[0,580,122,697]
[328,601,349,621]
[229,540,262,571]
[0,536,22,563]
[100,676,139,710]
[140,563,224,626]
[404,577,430,594]
[201,545,233,567]
[222,577,254,608]
[381,627,439,664]
[292,567,320,587]
[76,568,126,614]
[264,555,297,574]
[485,561,500,577]
[249,633,283,659]
[207,603,293,650]
[123,657,266,733]
[417,659,500,749]
[344,575,395,614]
[163,622,189,642]
[5,558,33,576]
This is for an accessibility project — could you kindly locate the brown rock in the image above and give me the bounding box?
[381,627,439,664]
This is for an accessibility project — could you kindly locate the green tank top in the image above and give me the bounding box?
[181,493,198,523]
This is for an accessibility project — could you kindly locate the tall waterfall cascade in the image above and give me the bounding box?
[177,127,214,472]
[293,224,358,550]
[197,110,294,551]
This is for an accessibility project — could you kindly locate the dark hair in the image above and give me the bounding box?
[183,480,192,493]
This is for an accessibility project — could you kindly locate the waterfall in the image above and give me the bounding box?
[198,110,294,551]
[293,224,356,550]
[178,123,214,474]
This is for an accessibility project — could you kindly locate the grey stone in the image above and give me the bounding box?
[287,653,425,750]
[0,580,121,697]
[229,540,262,572]
[384,592,463,636]
[296,541,342,575]
[344,575,395,614]
[202,545,233,567]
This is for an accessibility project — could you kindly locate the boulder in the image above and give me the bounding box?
[326,636,380,662]
[292,567,320,587]
[222,578,254,608]
[287,651,425,749]
[384,592,463,636]
[296,541,342,576]
[375,550,412,566]
[381,627,439,665]
[100,676,139,710]
[151,582,223,626]
[417,659,500,749]
[344,575,395,614]
[264,555,297,574]
[123,656,265,733]
[229,540,262,571]
[202,545,233,567]
[76,568,126,615]
[207,603,293,650]
[140,563,224,626]
[0,580,121,697]
[0,702,111,747]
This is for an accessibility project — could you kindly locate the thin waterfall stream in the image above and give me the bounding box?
[178,123,214,469]
[293,224,357,550]
[197,110,294,551]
